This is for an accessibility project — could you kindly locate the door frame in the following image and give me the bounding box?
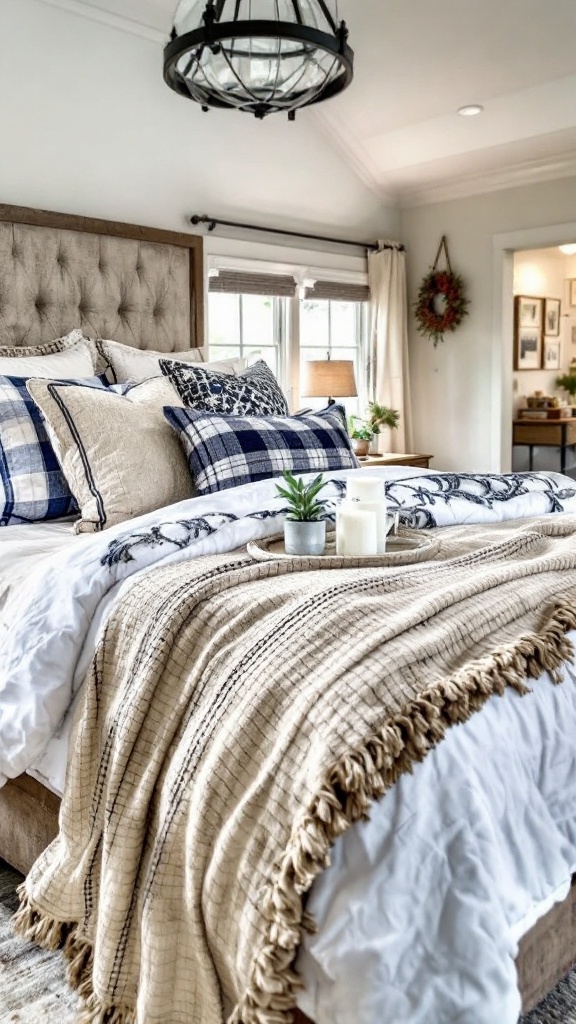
[492,220,576,472]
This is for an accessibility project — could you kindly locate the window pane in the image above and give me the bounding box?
[241,295,275,348]
[209,294,240,348]
[329,302,356,347]
[300,300,329,350]
[209,344,243,362]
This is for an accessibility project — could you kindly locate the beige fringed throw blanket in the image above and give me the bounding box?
[13,515,576,1024]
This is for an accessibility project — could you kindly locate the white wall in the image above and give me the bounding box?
[0,1,398,245]
[400,176,576,473]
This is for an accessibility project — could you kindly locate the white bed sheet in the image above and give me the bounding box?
[0,519,80,613]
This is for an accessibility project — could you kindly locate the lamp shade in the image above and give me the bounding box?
[302,360,357,400]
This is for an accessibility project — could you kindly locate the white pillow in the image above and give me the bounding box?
[0,341,96,379]
[26,377,194,533]
[100,338,245,383]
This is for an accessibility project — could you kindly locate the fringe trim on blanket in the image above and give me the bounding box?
[12,892,135,1024]
[10,602,576,1024]
[231,601,576,1024]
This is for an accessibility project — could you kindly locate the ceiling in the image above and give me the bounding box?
[42,0,576,207]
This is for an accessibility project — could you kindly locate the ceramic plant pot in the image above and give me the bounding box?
[284,519,326,556]
[351,438,370,457]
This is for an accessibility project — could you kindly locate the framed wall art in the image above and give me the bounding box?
[569,279,576,307]
[515,326,542,370]
[542,338,561,371]
[515,295,543,329]
[544,297,561,336]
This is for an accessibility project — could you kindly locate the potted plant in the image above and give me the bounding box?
[348,415,373,457]
[276,471,328,555]
[556,374,576,402]
[366,402,400,454]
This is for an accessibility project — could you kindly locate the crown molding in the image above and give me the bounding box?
[397,149,576,209]
[311,107,398,208]
[34,0,165,43]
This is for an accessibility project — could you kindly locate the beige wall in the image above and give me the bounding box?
[400,177,576,473]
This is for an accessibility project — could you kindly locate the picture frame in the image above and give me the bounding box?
[544,297,561,337]
[569,279,576,307]
[515,295,543,329]
[515,326,542,371]
[542,338,561,371]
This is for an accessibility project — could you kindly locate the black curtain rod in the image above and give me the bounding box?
[190,214,404,253]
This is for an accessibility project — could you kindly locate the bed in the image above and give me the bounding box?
[0,203,575,1024]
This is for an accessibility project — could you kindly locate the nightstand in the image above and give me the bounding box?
[357,454,433,469]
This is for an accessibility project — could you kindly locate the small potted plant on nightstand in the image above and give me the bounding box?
[276,471,328,556]
[348,415,373,457]
[367,402,400,453]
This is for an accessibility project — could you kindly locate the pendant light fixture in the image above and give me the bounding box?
[163,0,354,120]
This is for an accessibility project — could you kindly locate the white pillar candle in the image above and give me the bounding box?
[346,476,385,502]
[336,507,378,557]
[340,497,388,554]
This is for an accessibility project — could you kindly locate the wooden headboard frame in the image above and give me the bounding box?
[0,203,204,350]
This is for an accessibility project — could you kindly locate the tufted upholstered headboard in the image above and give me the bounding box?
[0,204,204,352]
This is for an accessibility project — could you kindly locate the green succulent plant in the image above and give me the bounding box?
[275,471,328,522]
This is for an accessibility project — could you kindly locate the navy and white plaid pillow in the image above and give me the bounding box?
[0,374,109,526]
[163,403,359,496]
[160,358,289,417]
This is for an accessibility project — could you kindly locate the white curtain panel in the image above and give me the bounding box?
[368,242,413,454]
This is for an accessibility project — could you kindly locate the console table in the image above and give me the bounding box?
[512,417,576,475]
[358,453,433,469]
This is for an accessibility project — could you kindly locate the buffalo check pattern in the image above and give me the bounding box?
[160,358,289,417]
[163,403,359,496]
[0,374,109,526]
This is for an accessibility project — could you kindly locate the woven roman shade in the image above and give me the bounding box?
[209,271,297,297]
[304,281,370,302]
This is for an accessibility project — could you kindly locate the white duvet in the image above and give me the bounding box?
[1,467,576,1024]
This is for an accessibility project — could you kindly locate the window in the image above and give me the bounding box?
[209,293,286,381]
[299,299,368,415]
[208,268,369,414]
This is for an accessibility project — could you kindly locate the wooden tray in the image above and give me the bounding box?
[247,529,440,567]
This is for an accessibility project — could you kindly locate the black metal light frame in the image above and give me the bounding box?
[163,1,354,119]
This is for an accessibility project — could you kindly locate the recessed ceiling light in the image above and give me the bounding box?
[458,104,484,117]
[559,244,576,255]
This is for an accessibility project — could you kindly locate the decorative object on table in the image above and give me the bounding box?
[338,475,388,555]
[542,338,561,371]
[347,415,373,456]
[544,297,561,336]
[247,528,439,566]
[414,235,469,347]
[163,0,354,121]
[348,402,400,457]
[275,470,328,556]
[519,391,573,419]
[301,359,357,406]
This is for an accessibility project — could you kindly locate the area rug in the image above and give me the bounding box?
[0,858,573,1023]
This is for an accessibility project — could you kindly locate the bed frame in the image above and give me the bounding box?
[0,203,574,1018]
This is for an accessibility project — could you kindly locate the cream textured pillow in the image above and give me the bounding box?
[100,338,245,383]
[0,329,97,378]
[26,378,193,533]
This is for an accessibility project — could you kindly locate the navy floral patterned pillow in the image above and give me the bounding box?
[159,358,289,417]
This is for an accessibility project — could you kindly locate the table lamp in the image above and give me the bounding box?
[301,359,358,405]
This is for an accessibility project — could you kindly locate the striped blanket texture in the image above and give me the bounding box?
[14,514,576,1024]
